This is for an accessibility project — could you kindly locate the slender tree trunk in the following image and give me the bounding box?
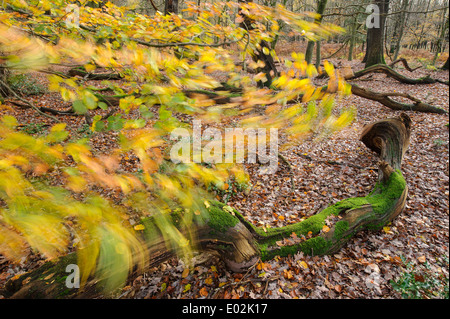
[392,0,409,61]
[432,8,448,65]
[305,0,328,64]
[348,16,357,61]
[416,0,432,50]
[315,41,321,70]
[238,0,278,88]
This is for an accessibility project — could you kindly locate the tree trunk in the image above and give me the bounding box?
[305,0,328,64]
[432,8,448,66]
[392,0,409,61]
[315,41,321,70]
[348,16,357,61]
[238,0,278,88]
[0,67,12,99]
[2,114,413,299]
[164,0,178,15]
[363,0,389,67]
[442,57,449,70]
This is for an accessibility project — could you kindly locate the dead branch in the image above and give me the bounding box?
[350,83,447,114]
[346,64,449,86]
[389,58,421,72]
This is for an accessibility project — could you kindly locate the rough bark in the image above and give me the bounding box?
[442,57,449,70]
[363,0,389,67]
[164,0,179,15]
[2,114,413,299]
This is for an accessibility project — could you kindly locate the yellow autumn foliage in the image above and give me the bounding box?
[0,0,352,293]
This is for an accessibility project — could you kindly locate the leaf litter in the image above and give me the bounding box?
[0,54,448,299]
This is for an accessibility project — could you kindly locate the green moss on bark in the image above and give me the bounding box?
[205,201,240,234]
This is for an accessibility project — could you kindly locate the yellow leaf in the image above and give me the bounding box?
[223,205,235,216]
[299,261,308,269]
[84,64,96,72]
[323,60,335,76]
[134,224,145,231]
[322,225,330,233]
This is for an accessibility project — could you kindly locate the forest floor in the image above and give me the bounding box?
[0,43,448,299]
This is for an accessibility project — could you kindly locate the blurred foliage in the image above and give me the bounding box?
[0,0,352,293]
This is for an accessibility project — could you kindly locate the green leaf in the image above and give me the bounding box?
[139,105,154,118]
[83,91,98,110]
[159,105,172,120]
[107,115,125,131]
[72,100,87,114]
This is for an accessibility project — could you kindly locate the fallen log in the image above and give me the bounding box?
[350,83,448,114]
[67,67,123,81]
[1,114,412,299]
[346,64,449,86]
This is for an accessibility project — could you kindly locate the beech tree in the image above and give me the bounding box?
[304,0,328,65]
[0,0,350,296]
[363,0,390,67]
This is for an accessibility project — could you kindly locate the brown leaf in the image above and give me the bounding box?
[181,268,190,278]
[199,287,208,297]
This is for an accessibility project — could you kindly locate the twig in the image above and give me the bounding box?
[277,153,296,193]
[211,274,279,299]
[0,79,60,122]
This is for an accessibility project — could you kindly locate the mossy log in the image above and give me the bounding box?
[67,67,123,81]
[2,114,412,299]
